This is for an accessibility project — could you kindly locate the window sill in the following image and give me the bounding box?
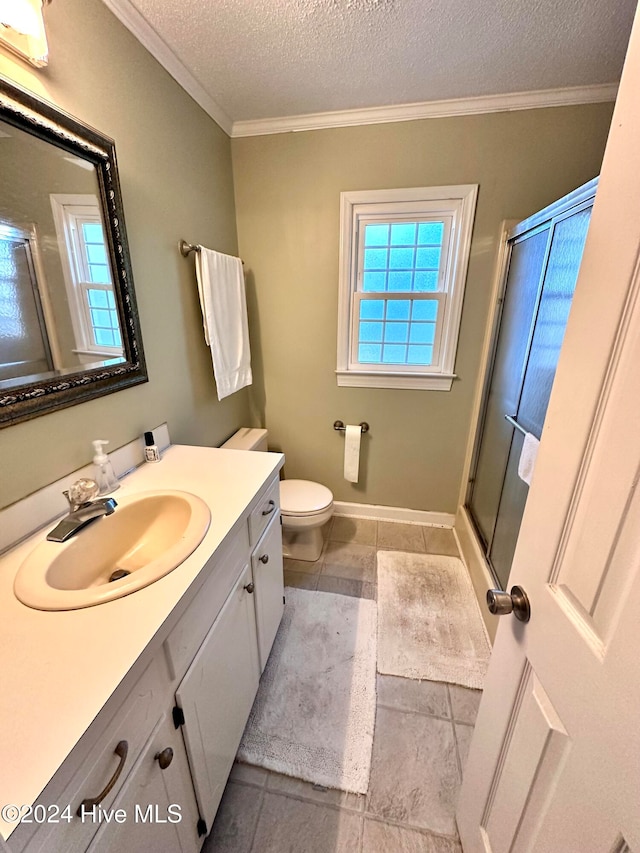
[336,370,455,391]
[73,348,122,358]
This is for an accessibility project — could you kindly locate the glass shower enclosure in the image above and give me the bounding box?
[466,179,597,590]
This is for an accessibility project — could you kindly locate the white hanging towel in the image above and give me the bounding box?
[195,246,252,400]
[518,432,540,486]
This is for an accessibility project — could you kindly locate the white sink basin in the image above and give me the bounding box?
[14,490,211,611]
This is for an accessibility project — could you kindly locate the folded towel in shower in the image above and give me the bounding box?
[195,246,252,400]
[518,431,540,486]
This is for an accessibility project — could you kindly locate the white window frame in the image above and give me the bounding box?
[337,185,478,391]
[50,193,123,360]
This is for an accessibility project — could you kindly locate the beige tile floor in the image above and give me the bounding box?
[204,517,482,853]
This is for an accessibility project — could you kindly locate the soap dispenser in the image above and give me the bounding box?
[92,440,120,496]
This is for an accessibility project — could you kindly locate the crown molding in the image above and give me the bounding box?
[97,3,618,140]
[101,0,233,136]
[231,83,618,138]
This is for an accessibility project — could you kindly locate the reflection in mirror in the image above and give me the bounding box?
[0,79,146,426]
[0,119,124,390]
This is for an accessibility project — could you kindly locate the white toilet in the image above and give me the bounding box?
[220,428,333,561]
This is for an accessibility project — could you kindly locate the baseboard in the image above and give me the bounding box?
[454,505,498,644]
[332,501,455,527]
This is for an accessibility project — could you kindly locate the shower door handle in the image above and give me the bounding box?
[486,586,530,622]
[504,414,528,436]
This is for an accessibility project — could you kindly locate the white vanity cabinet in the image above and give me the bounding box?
[3,457,285,853]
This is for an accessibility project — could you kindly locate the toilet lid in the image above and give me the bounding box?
[280,479,333,517]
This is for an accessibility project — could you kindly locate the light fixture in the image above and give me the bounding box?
[0,0,50,67]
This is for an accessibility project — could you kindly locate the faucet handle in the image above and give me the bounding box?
[65,478,99,511]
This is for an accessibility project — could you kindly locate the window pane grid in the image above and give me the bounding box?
[86,287,121,349]
[357,297,438,366]
[339,184,478,386]
[362,219,443,293]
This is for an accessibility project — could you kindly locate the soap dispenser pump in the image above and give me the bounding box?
[92,440,120,496]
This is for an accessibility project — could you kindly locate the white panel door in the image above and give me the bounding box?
[457,10,640,852]
[175,563,260,832]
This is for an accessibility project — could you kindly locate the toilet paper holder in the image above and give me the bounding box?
[333,421,369,434]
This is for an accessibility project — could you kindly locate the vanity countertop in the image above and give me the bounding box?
[0,445,283,841]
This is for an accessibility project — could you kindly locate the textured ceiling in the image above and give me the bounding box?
[119,0,636,122]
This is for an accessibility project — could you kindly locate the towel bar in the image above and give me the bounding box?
[334,421,369,434]
[179,239,244,264]
[179,239,199,257]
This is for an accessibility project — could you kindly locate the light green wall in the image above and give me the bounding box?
[232,105,614,513]
[0,0,248,509]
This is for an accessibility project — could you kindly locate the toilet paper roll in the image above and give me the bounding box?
[344,424,362,483]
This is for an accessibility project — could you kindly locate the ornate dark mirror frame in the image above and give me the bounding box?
[0,77,147,427]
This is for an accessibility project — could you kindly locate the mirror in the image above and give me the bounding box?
[0,77,146,426]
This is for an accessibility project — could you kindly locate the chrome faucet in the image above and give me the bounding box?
[47,478,117,543]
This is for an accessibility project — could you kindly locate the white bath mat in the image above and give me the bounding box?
[237,587,377,794]
[377,551,490,689]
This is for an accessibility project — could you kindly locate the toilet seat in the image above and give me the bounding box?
[280,479,333,517]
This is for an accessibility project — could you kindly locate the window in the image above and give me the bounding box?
[50,194,124,360]
[337,185,478,390]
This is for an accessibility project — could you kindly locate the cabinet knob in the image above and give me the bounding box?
[244,582,255,594]
[155,747,174,770]
[259,554,269,564]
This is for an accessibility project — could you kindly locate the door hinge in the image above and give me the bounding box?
[172,706,185,728]
[280,515,283,525]
[197,818,208,837]
[283,595,286,605]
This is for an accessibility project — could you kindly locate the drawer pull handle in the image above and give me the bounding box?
[155,747,174,770]
[77,740,128,816]
[244,582,255,594]
[261,500,276,516]
[259,554,269,564]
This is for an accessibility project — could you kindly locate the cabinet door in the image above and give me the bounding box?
[86,713,200,853]
[175,563,260,831]
[251,515,284,671]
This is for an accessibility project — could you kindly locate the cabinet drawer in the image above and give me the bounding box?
[248,477,280,546]
[86,713,200,853]
[163,524,249,683]
[252,515,285,671]
[25,657,166,853]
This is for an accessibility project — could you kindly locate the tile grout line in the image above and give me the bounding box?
[246,781,266,853]
[231,772,463,845]
[446,684,466,782]
[362,811,463,843]
[261,784,366,816]
[376,701,453,723]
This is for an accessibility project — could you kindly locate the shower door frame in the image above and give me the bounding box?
[464,179,598,589]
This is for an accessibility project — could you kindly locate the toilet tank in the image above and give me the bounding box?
[220,427,268,452]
